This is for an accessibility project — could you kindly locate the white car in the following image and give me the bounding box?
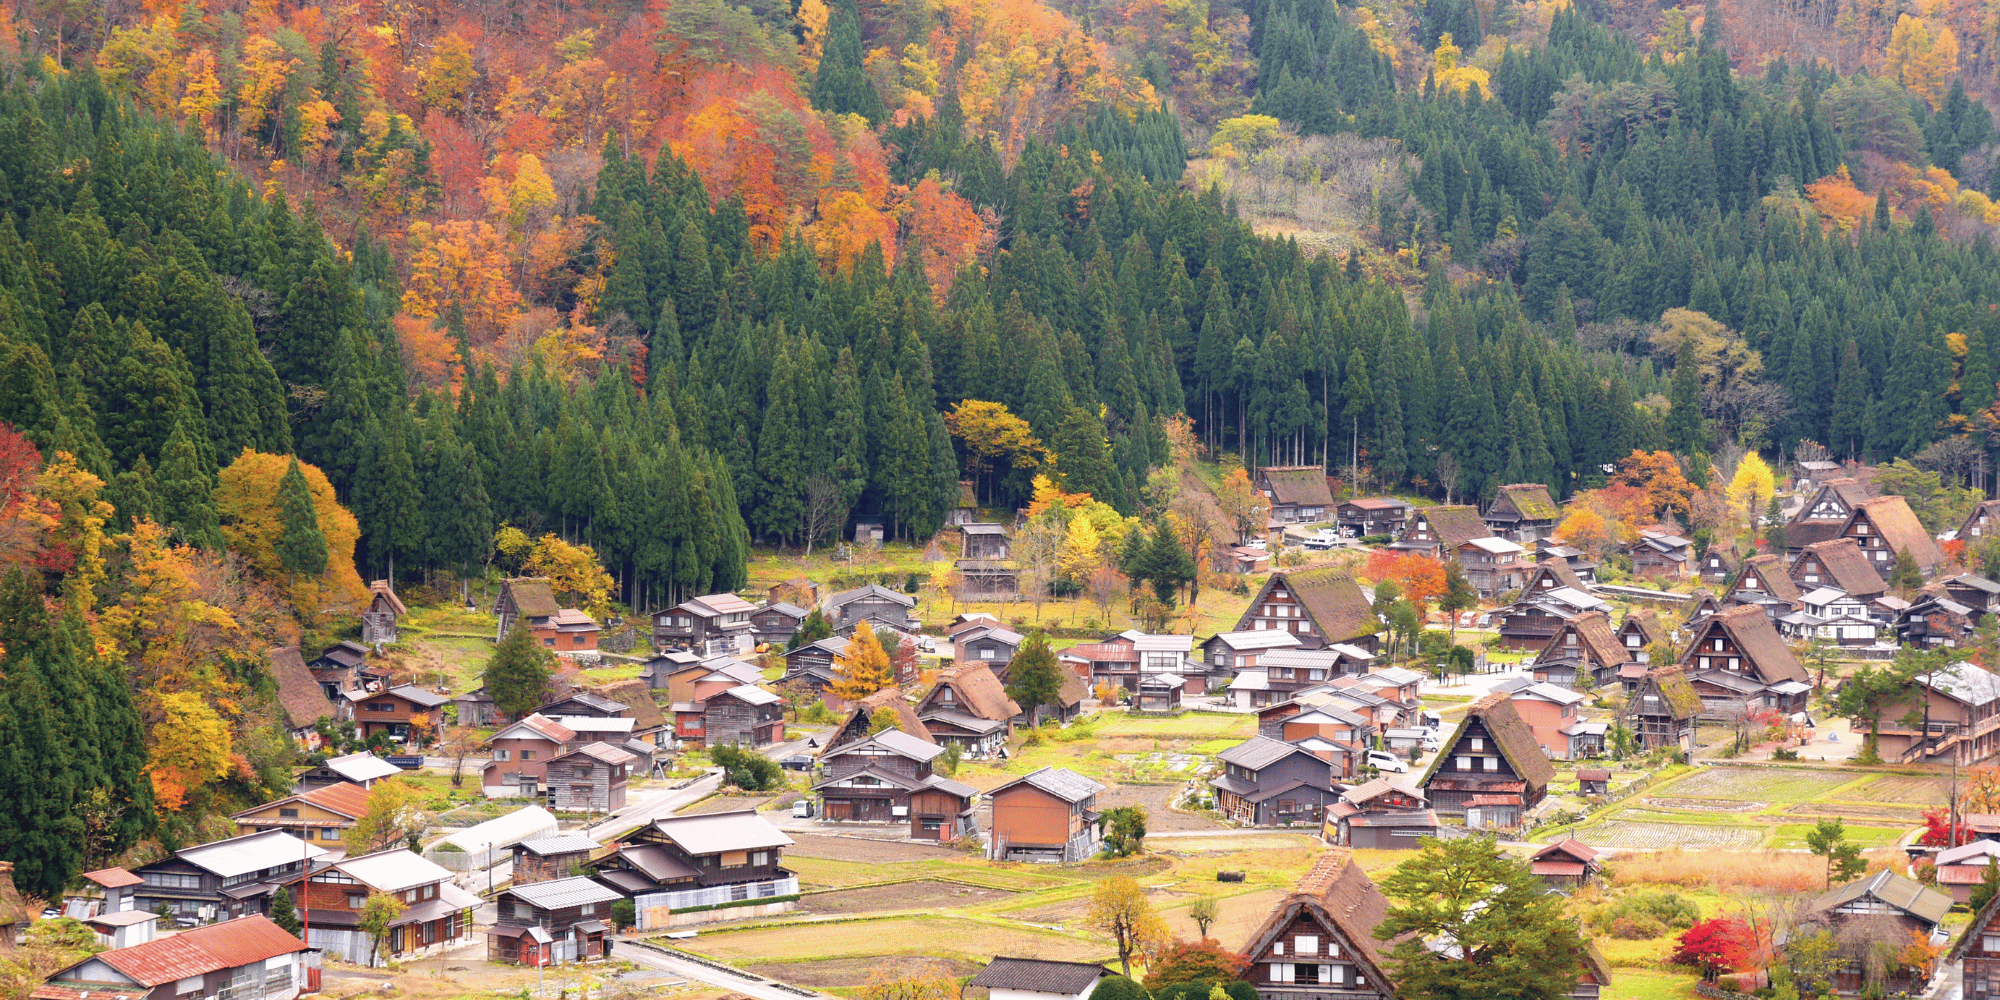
[1364,749,1409,773]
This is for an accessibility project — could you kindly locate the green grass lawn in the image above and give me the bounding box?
[1768,822,1907,850]
[1090,713,1257,740]
[1657,767,1865,803]
[1599,969,1700,1000]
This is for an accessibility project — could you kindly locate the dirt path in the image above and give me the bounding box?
[1096,783,1223,832]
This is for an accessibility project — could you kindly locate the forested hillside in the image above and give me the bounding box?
[9,0,2000,896]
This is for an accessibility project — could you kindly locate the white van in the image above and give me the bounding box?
[1364,749,1409,773]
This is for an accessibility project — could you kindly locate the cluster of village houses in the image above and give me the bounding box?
[22,464,2000,1000]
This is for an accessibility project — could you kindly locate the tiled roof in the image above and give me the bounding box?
[268,646,335,729]
[504,714,578,744]
[554,741,641,766]
[81,868,143,889]
[990,766,1104,803]
[827,584,917,609]
[967,958,1106,994]
[1218,736,1313,770]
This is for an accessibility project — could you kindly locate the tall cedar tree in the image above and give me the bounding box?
[811,0,884,122]
[1375,835,1586,1000]
[484,623,556,719]
[276,456,330,586]
[1004,631,1066,722]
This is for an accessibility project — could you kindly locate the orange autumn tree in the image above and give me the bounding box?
[1365,551,1448,607]
[905,178,993,299]
[1614,451,1698,522]
[214,451,369,634]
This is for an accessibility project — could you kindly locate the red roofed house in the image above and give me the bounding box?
[66,868,144,921]
[230,780,374,847]
[37,915,315,1000]
[1531,839,1602,890]
[1935,839,2000,904]
[483,714,578,798]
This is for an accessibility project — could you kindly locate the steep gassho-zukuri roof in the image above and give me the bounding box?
[1419,692,1556,792]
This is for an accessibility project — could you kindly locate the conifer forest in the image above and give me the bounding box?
[6,0,2000,901]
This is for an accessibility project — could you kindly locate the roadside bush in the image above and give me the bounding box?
[1584,888,1699,938]
[1607,915,1666,939]
[712,744,783,791]
[1093,976,1151,1000]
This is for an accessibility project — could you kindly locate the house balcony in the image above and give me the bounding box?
[632,875,798,912]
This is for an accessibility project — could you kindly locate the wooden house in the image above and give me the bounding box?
[230,780,371,846]
[1789,871,1950,995]
[595,810,796,925]
[961,523,1011,559]
[1785,478,1875,555]
[1530,839,1602,890]
[917,665,1018,758]
[495,577,559,642]
[824,584,918,631]
[1948,883,2000,999]
[950,481,979,525]
[1459,536,1531,596]
[1229,647,1372,709]
[750,602,808,647]
[537,691,627,718]
[1257,466,1335,524]
[1335,498,1410,539]
[651,593,757,656]
[1697,548,1741,585]
[986,767,1105,862]
[637,650,701,692]
[482,714,576,798]
[1727,553,1803,621]
[1792,538,1889,601]
[1899,594,1984,649]
[1628,530,1694,578]
[1418,693,1553,827]
[1325,778,1437,849]
[542,742,639,812]
[1497,582,1609,652]
[1484,483,1561,542]
[677,685,783,748]
[1212,544,1272,574]
[1780,588,1880,645]
[1136,672,1186,711]
[453,688,502,727]
[1576,768,1611,796]
[299,849,480,967]
[1240,851,1400,1000]
[509,834,600,886]
[965,958,1108,1000]
[1616,611,1666,664]
[268,646,335,744]
[486,876,623,965]
[1392,505,1492,559]
[781,636,848,693]
[361,579,406,645]
[1533,611,1628,688]
[342,684,448,741]
[1935,840,2000,904]
[1200,629,1304,681]
[41,916,314,1000]
[307,640,385,702]
[1234,569,1381,651]
[1945,574,2000,616]
[1627,668,1700,755]
[1859,661,2000,765]
[1212,737,1344,826]
[812,729,978,840]
[1679,605,1812,717]
[1959,500,2000,545]
[131,830,326,925]
[546,609,602,659]
[825,687,934,753]
[1843,495,1946,580]
[955,624,1024,668]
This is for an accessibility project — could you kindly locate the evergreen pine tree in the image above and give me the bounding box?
[275,456,329,588]
[270,886,302,937]
[811,0,885,122]
[1831,338,1868,459]
[1667,338,1705,455]
[156,415,221,548]
[484,623,555,719]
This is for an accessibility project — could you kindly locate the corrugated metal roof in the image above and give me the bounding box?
[84,916,307,986]
[178,830,327,878]
[518,834,601,856]
[324,752,402,783]
[720,685,779,706]
[336,849,455,893]
[643,810,795,855]
[503,875,625,910]
[81,868,143,888]
[990,766,1104,803]
[558,742,640,766]
[685,593,757,616]
[387,684,450,708]
[1207,630,1304,651]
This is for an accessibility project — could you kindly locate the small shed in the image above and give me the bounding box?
[511,834,601,886]
[1135,673,1186,713]
[82,911,157,949]
[1575,768,1611,797]
[362,579,407,645]
[1530,838,1602,890]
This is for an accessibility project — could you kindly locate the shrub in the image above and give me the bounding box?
[1716,976,1741,992]
[1607,914,1666,939]
[712,744,782,791]
[1093,975,1151,1000]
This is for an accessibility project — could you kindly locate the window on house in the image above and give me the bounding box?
[279,808,299,818]
[520,750,535,761]
[1295,935,1318,955]
[543,639,556,647]
[348,893,366,909]
[1456,756,1472,770]
[493,749,511,761]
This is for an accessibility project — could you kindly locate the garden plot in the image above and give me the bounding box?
[676,915,1111,965]
[799,880,1014,914]
[1096,783,1225,832]
[1641,797,1765,813]
[1582,820,1767,850]
[1842,774,1956,805]
[739,957,982,988]
[1660,767,1862,802]
[1780,802,1928,820]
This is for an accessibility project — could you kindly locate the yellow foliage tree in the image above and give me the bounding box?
[37,452,112,617]
[215,451,368,630]
[418,33,478,110]
[1059,515,1102,583]
[1557,504,1619,560]
[1727,453,1777,537]
[1210,114,1286,159]
[524,534,614,614]
[1431,33,1492,97]
[97,520,257,713]
[180,48,223,139]
[829,621,894,702]
[1884,14,1959,108]
[945,400,1043,501]
[147,691,235,814]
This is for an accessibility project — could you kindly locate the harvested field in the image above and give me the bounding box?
[1581,821,1766,850]
[800,880,1013,914]
[675,915,1112,965]
[1161,887,1287,949]
[739,957,981,988]
[1844,775,1954,804]
[1096,783,1224,832]
[1781,802,1926,820]
[1661,768,1860,802]
[1151,833,1321,853]
[1642,797,1765,813]
[785,835,963,863]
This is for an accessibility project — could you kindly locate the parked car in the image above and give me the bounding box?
[1421,710,1443,732]
[1364,749,1409,773]
[780,754,816,771]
